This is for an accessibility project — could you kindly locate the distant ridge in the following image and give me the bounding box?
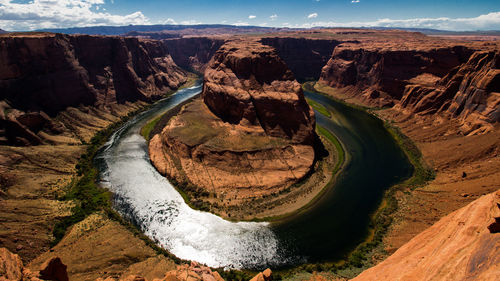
[0,29,8,34]
[34,24,500,37]
[360,26,500,36]
[36,24,284,36]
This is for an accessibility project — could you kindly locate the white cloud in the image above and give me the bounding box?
[248,15,256,19]
[258,22,268,27]
[296,11,500,31]
[351,0,360,3]
[0,0,149,31]
[308,13,318,19]
[270,14,278,20]
[163,18,177,25]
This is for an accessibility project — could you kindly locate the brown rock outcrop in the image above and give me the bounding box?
[0,247,67,281]
[352,189,500,281]
[0,33,187,145]
[150,40,316,211]
[38,257,69,281]
[202,40,315,144]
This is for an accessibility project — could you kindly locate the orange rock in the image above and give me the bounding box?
[0,248,23,281]
[249,268,272,281]
[352,189,500,281]
[121,276,146,281]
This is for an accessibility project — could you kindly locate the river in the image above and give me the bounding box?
[95,82,412,269]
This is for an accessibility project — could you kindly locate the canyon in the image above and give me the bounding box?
[0,28,499,280]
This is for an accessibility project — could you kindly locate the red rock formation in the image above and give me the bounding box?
[0,248,23,281]
[249,268,272,281]
[203,40,316,144]
[0,33,187,145]
[319,41,499,133]
[163,37,225,73]
[352,189,500,281]
[396,50,499,134]
[260,37,340,80]
[319,44,472,106]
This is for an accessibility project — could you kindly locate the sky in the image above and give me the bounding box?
[0,0,500,31]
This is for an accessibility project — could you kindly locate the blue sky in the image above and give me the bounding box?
[1,0,499,31]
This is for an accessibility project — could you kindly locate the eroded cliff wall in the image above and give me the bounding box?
[162,37,225,73]
[0,33,187,145]
[260,37,341,81]
[319,42,499,133]
[398,50,500,134]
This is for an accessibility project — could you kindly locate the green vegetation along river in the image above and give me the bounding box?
[272,90,413,266]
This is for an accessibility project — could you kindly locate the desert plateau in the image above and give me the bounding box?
[0,1,499,281]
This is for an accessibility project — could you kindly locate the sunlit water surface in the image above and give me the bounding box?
[96,85,290,269]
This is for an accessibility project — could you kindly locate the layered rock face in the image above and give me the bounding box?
[319,44,472,106]
[398,50,500,134]
[150,40,316,200]
[163,37,225,72]
[353,189,500,281]
[202,40,316,144]
[260,37,340,80]
[0,33,187,145]
[319,42,499,134]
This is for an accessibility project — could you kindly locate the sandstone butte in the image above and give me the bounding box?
[149,40,317,203]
